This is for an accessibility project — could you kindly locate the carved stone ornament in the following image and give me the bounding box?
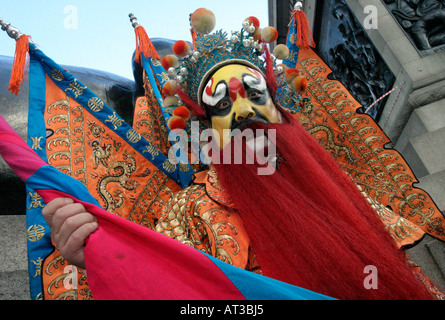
[383,0,445,52]
[315,0,396,120]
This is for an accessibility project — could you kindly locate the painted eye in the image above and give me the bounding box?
[218,100,231,109]
[248,91,261,99]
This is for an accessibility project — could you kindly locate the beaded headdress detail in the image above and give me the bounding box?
[160,8,306,130]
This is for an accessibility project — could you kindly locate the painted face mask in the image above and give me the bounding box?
[201,64,281,149]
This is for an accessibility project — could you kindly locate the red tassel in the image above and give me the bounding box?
[134,25,161,63]
[8,34,30,96]
[190,28,197,50]
[292,10,315,49]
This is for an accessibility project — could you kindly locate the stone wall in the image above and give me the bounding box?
[345,0,445,293]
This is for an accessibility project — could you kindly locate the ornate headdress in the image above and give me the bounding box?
[175,29,267,106]
[158,8,306,130]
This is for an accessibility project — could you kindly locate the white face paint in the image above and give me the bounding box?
[243,72,268,94]
[202,79,227,107]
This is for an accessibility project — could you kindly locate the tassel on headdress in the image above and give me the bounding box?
[291,2,315,49]
[129,14,161,63]
[134,25,161,63]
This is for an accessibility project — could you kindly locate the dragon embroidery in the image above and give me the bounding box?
[97,150,138,213]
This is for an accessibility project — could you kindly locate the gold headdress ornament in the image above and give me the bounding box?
[160,8,307,131]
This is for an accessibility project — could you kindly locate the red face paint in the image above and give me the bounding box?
[229,77,246,102]
[205,77,214,97]
[249,68,262,81]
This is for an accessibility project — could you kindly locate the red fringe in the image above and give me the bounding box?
[134,26,161,63]
[8,35,30,96]
[213,114,436,300]
[293,10,315,49]
[190,28,197,50]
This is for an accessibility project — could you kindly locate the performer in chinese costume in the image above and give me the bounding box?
[1,6,444,300]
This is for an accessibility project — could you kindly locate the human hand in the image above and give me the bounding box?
[42,198,98,269]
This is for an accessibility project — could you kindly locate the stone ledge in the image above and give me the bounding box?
[414,99,445,133]
[403,51,445,90]
[395,98,445,152]
[401,127,445,178]
[408,79,445,110]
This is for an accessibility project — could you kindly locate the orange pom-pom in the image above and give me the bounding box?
[261,26,278,43]
[173,40,190,57]
[162,80,179,96]
[191,8,216,35]
[290,75,308,93]
[162,54,179,70]
[167,116,187,131]
[284,68,302,83]
[173,106,191,120]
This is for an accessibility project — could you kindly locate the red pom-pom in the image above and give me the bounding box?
[168,116,187,130]
[173,40,190,57]
[245,16,260,31]
[173,106,191,120]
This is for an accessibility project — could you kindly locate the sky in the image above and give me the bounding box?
[0,0,269,80]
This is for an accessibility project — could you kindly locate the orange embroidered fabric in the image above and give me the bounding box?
[156,169,262,274]
[292,48,444,246]
[41,76,181,299]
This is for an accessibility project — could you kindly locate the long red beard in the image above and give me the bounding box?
[212,113,434,300]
